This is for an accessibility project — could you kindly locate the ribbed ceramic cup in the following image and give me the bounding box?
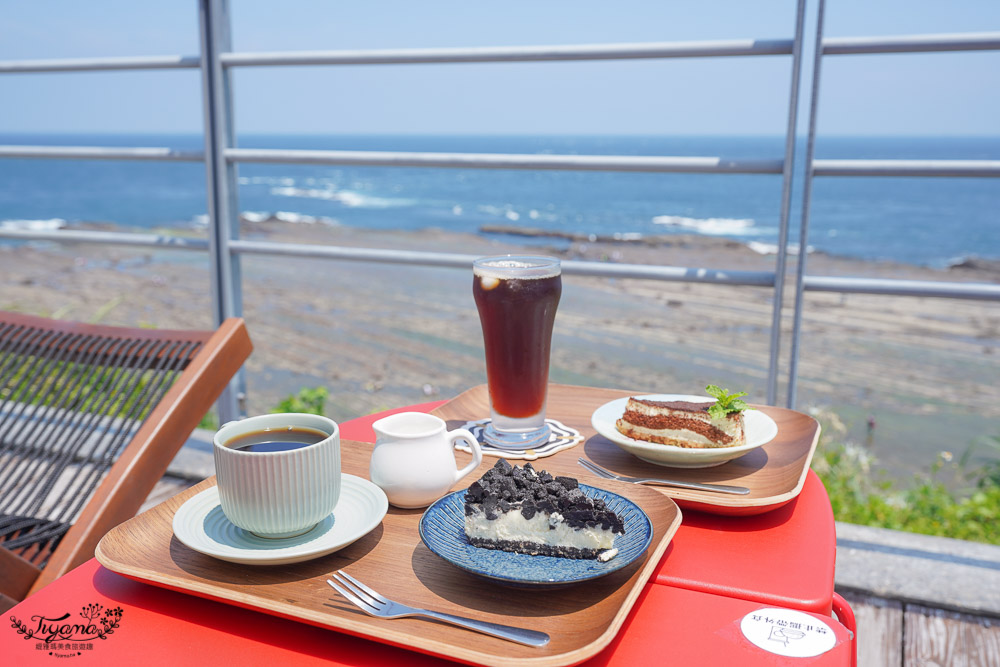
[213,413,341,539]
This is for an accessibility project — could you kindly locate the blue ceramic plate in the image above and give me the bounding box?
[419,484,653,588]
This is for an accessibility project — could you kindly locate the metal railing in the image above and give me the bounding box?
[1,0,997,423]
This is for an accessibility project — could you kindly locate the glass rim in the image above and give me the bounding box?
[472,254,561,277]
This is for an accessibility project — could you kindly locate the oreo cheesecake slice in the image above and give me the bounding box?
[463,459,625,560]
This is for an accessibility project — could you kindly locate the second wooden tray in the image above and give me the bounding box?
[435,384,821,516]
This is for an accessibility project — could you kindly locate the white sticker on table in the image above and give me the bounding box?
[740,607,837,658]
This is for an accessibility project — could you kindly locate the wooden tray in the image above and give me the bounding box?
[96,434,681,667]
[435,384,821,516]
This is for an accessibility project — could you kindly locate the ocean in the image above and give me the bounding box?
[1,133,997,268]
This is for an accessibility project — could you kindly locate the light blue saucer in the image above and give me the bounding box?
[172,474,387,565]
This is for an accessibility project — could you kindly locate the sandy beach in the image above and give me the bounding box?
[2,221,998,482]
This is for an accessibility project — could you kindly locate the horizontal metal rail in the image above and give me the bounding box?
[813,159,1000,178]
[220,39,794,67]
[3,147,996,180]
[228,239,778,286]
[803,275,1000,300]
[0,228,209,250]
[228,240,1000,299]
[823,31,1000,55]
[226,148,784,174]
[3,227,995,301]
[0,145,204,162]
[0,38,794,77]
[0,227,775,286]
[0,55,200,74]
[4,31,992,78]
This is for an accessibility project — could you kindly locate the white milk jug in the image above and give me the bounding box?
[369,412,483,508]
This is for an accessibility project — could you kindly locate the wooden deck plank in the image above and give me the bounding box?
[841,591,903,667]
[904,604,1000,667]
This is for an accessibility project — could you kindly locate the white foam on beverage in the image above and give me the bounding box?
[473,257,560,280]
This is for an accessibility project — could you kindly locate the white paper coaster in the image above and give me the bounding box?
[454,418,583,460]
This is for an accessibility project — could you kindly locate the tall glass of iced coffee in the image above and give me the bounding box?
[473,255,562,449]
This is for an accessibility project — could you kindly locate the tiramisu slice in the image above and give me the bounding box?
[463,459,625,560]
[616,392,747,449]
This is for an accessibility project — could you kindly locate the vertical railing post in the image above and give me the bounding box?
[786,0,828,409]
[765,0,809,406]
[198,0,245,423]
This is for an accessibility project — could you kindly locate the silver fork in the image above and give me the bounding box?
[327,570,550,647]
[578,457,750,495]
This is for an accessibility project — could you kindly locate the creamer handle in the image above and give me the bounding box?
[450,429,482,482]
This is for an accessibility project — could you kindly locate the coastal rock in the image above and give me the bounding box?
[948,256,1000,280]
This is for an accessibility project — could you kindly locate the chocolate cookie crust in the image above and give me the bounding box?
[464,459,625,535]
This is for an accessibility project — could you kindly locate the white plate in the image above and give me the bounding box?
[171,474,388,565]
[591,394,779,469]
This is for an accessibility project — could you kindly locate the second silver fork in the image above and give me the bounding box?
[578,457,750,495]
[327,570,550,647]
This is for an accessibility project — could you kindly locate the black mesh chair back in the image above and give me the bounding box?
[0,312,252,609]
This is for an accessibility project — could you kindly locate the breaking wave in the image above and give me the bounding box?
[242,211,339,226]
[477,204,559,223]
[270,185,412,208]
[0,218,67,232]
[652,215,756,236]
[746,241,814,256]
[191,211,339,226]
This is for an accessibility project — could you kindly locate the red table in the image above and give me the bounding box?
[654,470,837,614]
[2,559,853,666]
[2,401,855,666]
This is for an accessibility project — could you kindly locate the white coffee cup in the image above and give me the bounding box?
[214,413,341,538]
[369,412,482,509]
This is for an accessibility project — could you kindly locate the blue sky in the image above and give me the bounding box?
[2,0,998,136]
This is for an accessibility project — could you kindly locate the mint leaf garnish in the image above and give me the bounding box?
[705,385,748,419]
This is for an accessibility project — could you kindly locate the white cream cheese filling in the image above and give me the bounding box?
[619,424,725,447]
[465,507,617,550]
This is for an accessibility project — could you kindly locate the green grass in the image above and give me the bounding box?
[199,386,332,430]
[1,353,163,422]
[269,386,329,415]
[811,423,1000,545]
